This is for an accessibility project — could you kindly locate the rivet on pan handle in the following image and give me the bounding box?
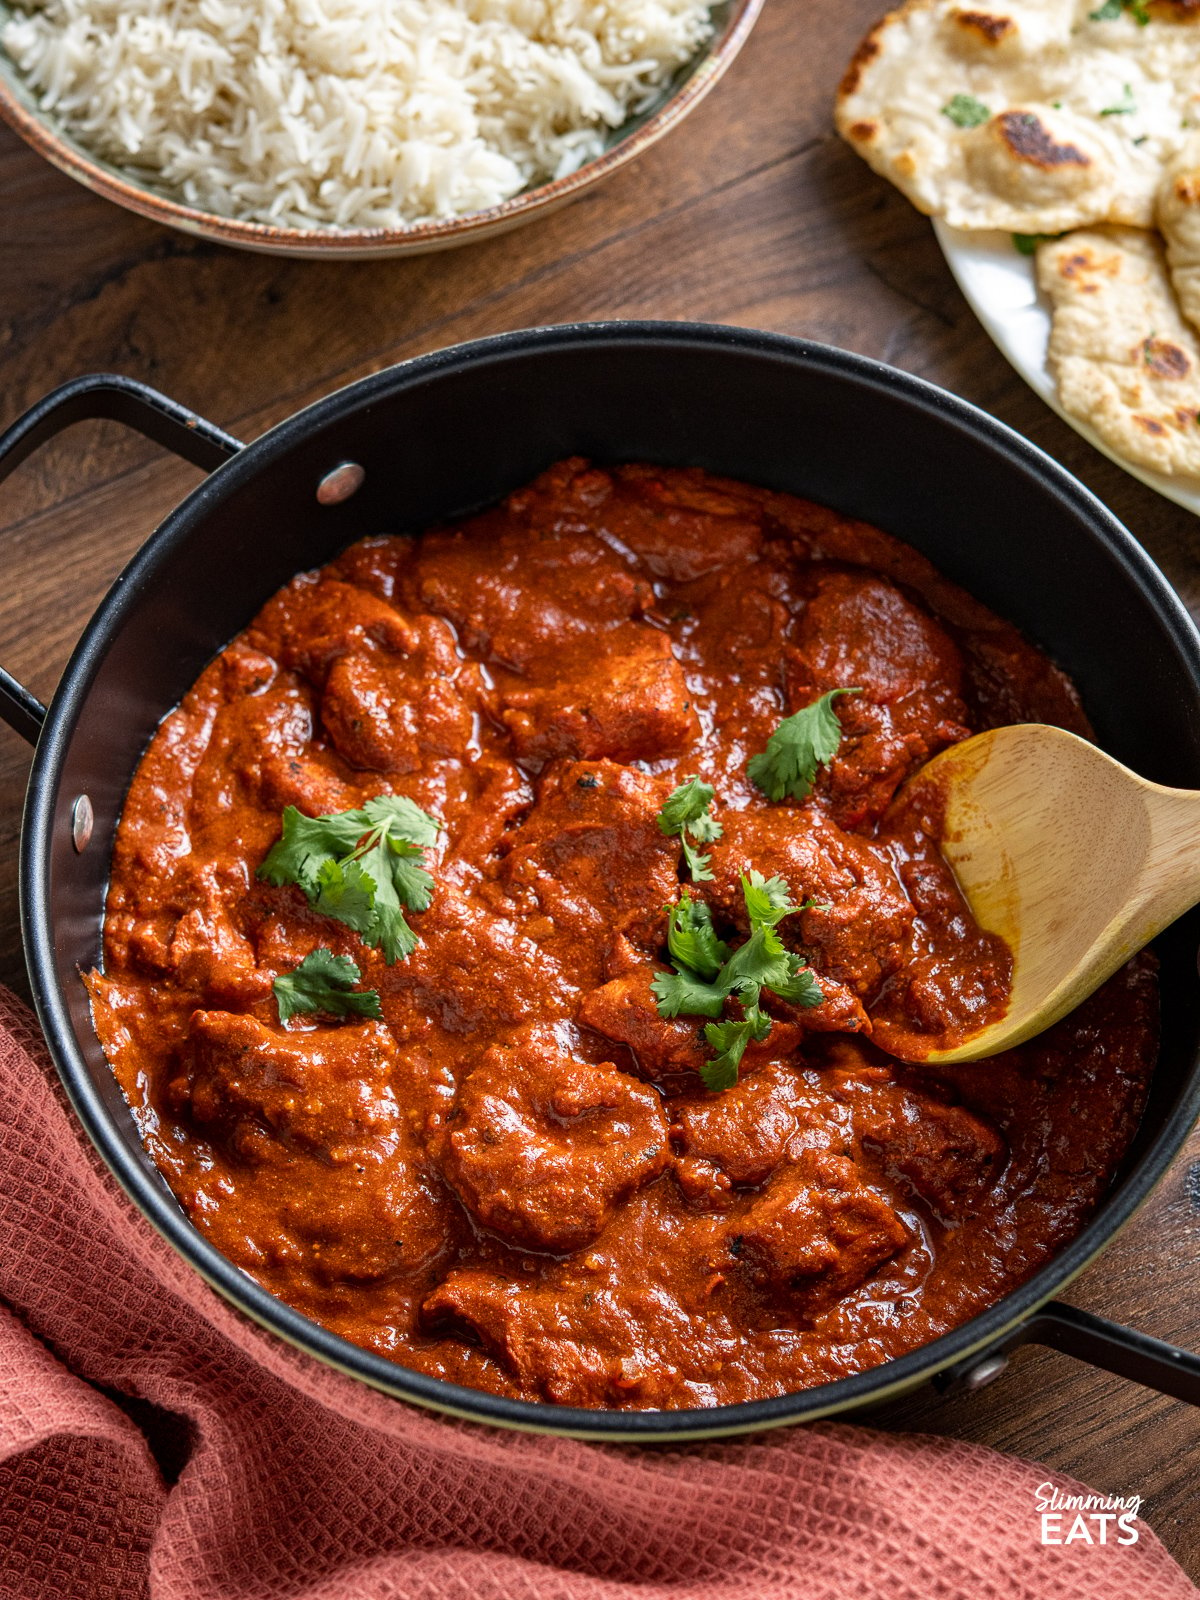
[935,1301,1200,1407]
[0,373,244,746]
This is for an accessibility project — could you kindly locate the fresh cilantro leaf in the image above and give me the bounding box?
[772,954,824,1010]
[1100,84,1136,116]
[353,839,421,964]
[258,805,365,894]
[721,925,795,1002]
[657,776,717,834]
[273,948,383,1025]
[1012,231,1065,256]
[687,810,722,844]
[1089,0,1149,18]
[362,793,440,849]
[312,857,377,932]
[700,1020,757,1091]
[652,873,825,1089]
[652,967,728,1019]
[657,776,723,883]
[1091,0,1150,18]
[680,837,715,883]
[665,892,730,980]
[380,838,434,912]
[942,94,991,129]
[742,870,798,929]
[257,794,439,964]
[747,689,862,803]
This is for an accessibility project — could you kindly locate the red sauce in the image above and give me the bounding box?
[89,461,1156,1409]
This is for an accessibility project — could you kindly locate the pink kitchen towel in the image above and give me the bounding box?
[0,984,1193,1600]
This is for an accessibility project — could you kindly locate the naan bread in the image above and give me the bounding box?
[1157,134,1200,332]
[1038,226,1200,477]
[836,0,1200,232]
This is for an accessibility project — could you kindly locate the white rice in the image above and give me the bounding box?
[1,0,715,229]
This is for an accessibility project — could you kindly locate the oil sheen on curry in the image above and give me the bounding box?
[90,461,1156,1409]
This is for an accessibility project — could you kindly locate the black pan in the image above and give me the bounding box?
[2,323,1198,1439]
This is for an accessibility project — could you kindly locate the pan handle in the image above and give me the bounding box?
[0,373,244,746]
[936,1301,1200,1407]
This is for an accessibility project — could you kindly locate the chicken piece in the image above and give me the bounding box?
[270,1156,449,1286]
[218,641,279,698]
[440,759,534,873]
[597,464,765,582]
[829,1061,1007,1221]
[165,871,262,1004]
[733,1151,907,1317]
[579,968,808,1085]
[421,1269,640,1404]
[578,969,709,1078]
[498,623,699,766]
[868,811,1014,1056]
[249,575,415,688]
[672,1061,849,1192]
[190,682,358,823]
[248,579,484,778]
[498,760,679,955]
[785,974,872,1036]
[420,1206,728,1408]
[814,693,970,831]
[705,806,915,1004]
[786,569,971,826]
[388,884,572,1035]
[400,487,652,671]
[793,568,965,705]
[435,1025,669,1253]
[866,1093,1006,1221]
[180,1011,403,1163]
[178,1010,449,1284]
[320,621,483,774]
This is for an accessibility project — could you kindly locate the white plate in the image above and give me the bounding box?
[933,218,1200,518]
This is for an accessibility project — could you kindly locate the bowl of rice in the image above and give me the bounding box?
[0,0,760,258]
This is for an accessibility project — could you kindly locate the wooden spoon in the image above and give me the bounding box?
[897,723,1199,1064]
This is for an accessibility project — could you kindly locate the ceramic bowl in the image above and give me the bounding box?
[0,0,762,259]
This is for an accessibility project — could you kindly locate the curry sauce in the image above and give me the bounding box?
[89,461,1156,1408]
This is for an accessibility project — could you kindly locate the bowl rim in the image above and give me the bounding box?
[20,321,1200,1439]
[0,0,763,255]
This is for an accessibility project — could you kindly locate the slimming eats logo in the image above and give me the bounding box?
[1035,1483,1143,1545]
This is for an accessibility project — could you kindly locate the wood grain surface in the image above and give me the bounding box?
[0,0,1196,1576]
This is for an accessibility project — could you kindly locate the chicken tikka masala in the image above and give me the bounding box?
[89,460,1156,1409]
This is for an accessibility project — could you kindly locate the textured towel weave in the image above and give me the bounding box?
[0,985,1193,1600]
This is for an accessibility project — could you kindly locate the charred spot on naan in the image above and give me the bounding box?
[1142,336,1192,379]
[837,23,884,97]
[951,9,1016,45]
[963,107,1112,215]
[994,111,1089,172]
[1050,244,1123,289]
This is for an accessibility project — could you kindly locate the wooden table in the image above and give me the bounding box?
[0,0,1196,1576]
